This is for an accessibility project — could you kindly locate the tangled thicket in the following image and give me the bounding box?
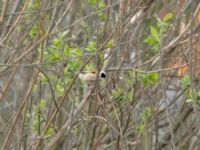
[0,0,200,150]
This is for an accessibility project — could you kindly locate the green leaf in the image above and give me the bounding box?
[180,75,190,88]
[28,0,40,10]
[186,99,192,103]
[73,48,83,56]
[107,39,113,48]
[55,81,64,97]
[86,41,96,52]
[99,13,107,20]
[148,72,159,81]
[63,45,70,56]
[60,30,69,39]
[85,63,95,71]
[87,0,96,4]
[150,26,160,42]
[46,127,54,136]
[29,21,39,38]
[53,38,62,47]
[143,36,157,45]
[140,72,159,85]
[127,92,133,101]
[141,107,152,122]
[48,47,61,60]
[137,123,146,135]
[111,88,128,102]
[163,12,173,22]
[98,1,105,9]
[111,88,122,99]
[151,44,160,52]
[39,99,46,108]
[40,74,47,83]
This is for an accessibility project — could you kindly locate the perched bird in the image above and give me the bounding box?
[78,70,106,82]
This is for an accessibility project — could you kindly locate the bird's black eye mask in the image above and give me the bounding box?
[100,71,106,79]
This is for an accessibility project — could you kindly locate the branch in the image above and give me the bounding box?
[43,89,92,150]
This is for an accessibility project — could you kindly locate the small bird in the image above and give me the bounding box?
[78,70,106,82]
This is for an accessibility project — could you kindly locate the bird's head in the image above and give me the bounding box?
[78,70,106,82]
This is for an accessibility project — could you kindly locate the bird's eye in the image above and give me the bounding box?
[100,71,106,78]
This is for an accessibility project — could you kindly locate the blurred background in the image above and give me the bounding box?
[0,0,200,149]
